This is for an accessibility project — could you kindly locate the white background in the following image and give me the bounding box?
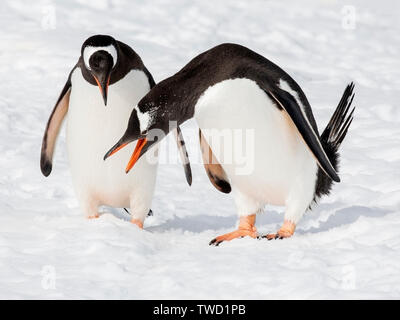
[0,0,399,299]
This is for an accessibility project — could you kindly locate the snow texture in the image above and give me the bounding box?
[1,0,399,299]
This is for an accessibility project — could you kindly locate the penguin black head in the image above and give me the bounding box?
[81,35,119,106]
[103,90,176,173]
[103,103,168,173]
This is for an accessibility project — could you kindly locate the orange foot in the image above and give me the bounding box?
[131,219,143,229]
[264,220,296,240]
[87,214,99,219]
[210,215,257,246]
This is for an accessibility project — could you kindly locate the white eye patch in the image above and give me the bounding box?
[135,106,151,134]
[83,45,118,70]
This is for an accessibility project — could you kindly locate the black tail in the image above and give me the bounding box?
[315,82,355,200]
[321,82,355,150]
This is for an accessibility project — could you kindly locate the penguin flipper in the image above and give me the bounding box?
[265,87,340,182]
[40,78,72,177]
[173,126,192,186]
[199,129,231,194]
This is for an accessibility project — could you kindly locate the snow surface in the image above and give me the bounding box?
[1,0,400,299]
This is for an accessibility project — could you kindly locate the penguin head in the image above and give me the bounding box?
[81,35,118,106]
[103,103,165,173]
[104,93,175,173]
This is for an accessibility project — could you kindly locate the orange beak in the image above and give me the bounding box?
[105,138,148,174]
[93,75,110,106]
[125,138,147,173]
[107,142,128,158]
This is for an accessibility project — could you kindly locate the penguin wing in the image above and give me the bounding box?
[40,74,72,177]
[174,126,192,186]
[265,86,340,182]
[199,129,231,193]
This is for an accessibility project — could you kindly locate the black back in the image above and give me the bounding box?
[138,43,319,133]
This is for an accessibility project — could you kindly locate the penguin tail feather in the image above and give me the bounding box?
[314,82,355,200]
[321,82,355,152]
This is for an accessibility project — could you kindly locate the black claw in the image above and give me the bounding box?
[124,208,153,217]
[260,234,278,241]
[209,238,222,246]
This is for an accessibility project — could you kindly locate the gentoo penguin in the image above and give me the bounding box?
[40,34,191,228]
[104,43,355,242]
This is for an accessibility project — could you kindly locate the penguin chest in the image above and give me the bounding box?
[66,68,158,206]
[194,78,318,206]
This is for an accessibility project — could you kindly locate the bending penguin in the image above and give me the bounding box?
[104,43,355,243]
[41,34,191,228]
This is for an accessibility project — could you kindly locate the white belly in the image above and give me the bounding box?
[194,78,317,207]
[66,68,158,207]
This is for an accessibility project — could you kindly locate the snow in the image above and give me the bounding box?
[1,0,400,299]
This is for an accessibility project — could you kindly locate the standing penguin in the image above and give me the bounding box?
[41,35,191,228]
[104,43,355,242]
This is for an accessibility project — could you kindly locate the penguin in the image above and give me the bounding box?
[40,34,192,228]
[104,43,355,243]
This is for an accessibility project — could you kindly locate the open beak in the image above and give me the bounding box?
[93,75,110,106]
[104,138,148,174]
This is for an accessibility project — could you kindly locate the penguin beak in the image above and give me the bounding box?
[93,74,111,106]
[104,138,149,174]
